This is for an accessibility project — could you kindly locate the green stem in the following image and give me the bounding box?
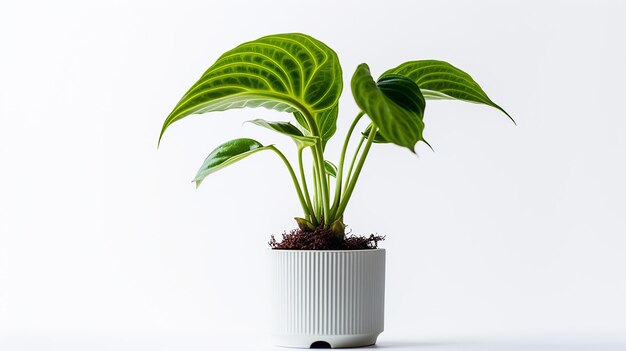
[297,109,330,225]
[269,145,310,218]
[312,160,321,216]
[344,134,366,192]
[330,112,365,219]
[312,144,330,224]
[335,126,377,217]
[298,147,315,222]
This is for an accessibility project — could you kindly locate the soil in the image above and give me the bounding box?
[269,227,385,250]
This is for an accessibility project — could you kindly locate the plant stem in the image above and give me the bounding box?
[299,109,330,225]
[330,111,365,219]
[311,146,329,223]
[335,126,377,217]
[312,159,321,217]
[298,147,315,222]
[269,145,310,218]
[344,134,366,192]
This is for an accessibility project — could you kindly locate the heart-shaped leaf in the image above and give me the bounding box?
[246,119,318,149]
[381,60,513,122]
[324,160,337,178]
[352,64,426,152]
[193,138,271,187]
[160,33,343,143]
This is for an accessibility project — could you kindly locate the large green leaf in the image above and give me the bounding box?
[193,138,271,187]
[246,119,318,149]
[160,33,343,143]
[381,60,513,122]
[352,64,426,152]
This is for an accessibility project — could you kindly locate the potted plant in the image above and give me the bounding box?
[159,33,512,348]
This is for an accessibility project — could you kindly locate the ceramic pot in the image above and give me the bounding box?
[269,249,385,348]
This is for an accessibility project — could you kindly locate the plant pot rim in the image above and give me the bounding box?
[269,248,385,253]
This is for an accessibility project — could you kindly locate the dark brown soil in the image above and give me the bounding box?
[269,227,385,250]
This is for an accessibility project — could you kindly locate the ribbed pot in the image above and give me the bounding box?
[268,249,385,348]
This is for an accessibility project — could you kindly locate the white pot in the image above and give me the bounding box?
[268,249,385,348]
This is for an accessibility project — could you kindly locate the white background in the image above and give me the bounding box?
[1,0,626,350]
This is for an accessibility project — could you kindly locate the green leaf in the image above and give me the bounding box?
[293,104,338,149]
[362,124,390,143]
[324,160,337,178]
[317,105,339,149]
[246,119,318,149]
[160,33,343,143]
[381,60,513,122]
[362,123,434,151]
[293,111,309,133]
[363,123,435,153]
[352,64,426,152]
[329,216,345,239]
[193,138,271,187]
[294,217,315,232]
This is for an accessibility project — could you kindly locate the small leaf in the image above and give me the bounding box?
[316,104,339,149]
[293,111,309,133]
[330,216,345,239]
[193,138,271,187]
[293,104,339,149]
[246,119,318,148]
[362,124,390,143]
[362,123,434,151]
[324,160,338,178]
[381,60,513,123]
[160,33,343,144]
[352,64,426,152]
[295,217,315,232]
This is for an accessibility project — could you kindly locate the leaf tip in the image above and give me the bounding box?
[157,119,171,147]
[157,130,165,149]
[494,104,516,125]
[422,139,435,152]
[357,62,370,72]
[503,111,516,126]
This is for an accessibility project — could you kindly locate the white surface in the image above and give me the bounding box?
[270,250,385,347]
[1,0,626,349]
[2,334,626,351]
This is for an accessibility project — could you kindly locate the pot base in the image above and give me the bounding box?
[272,333,380,349]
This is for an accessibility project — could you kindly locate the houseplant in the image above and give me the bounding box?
[159,33,512,348]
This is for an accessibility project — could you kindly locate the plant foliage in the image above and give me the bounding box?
[160,33,513,237]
